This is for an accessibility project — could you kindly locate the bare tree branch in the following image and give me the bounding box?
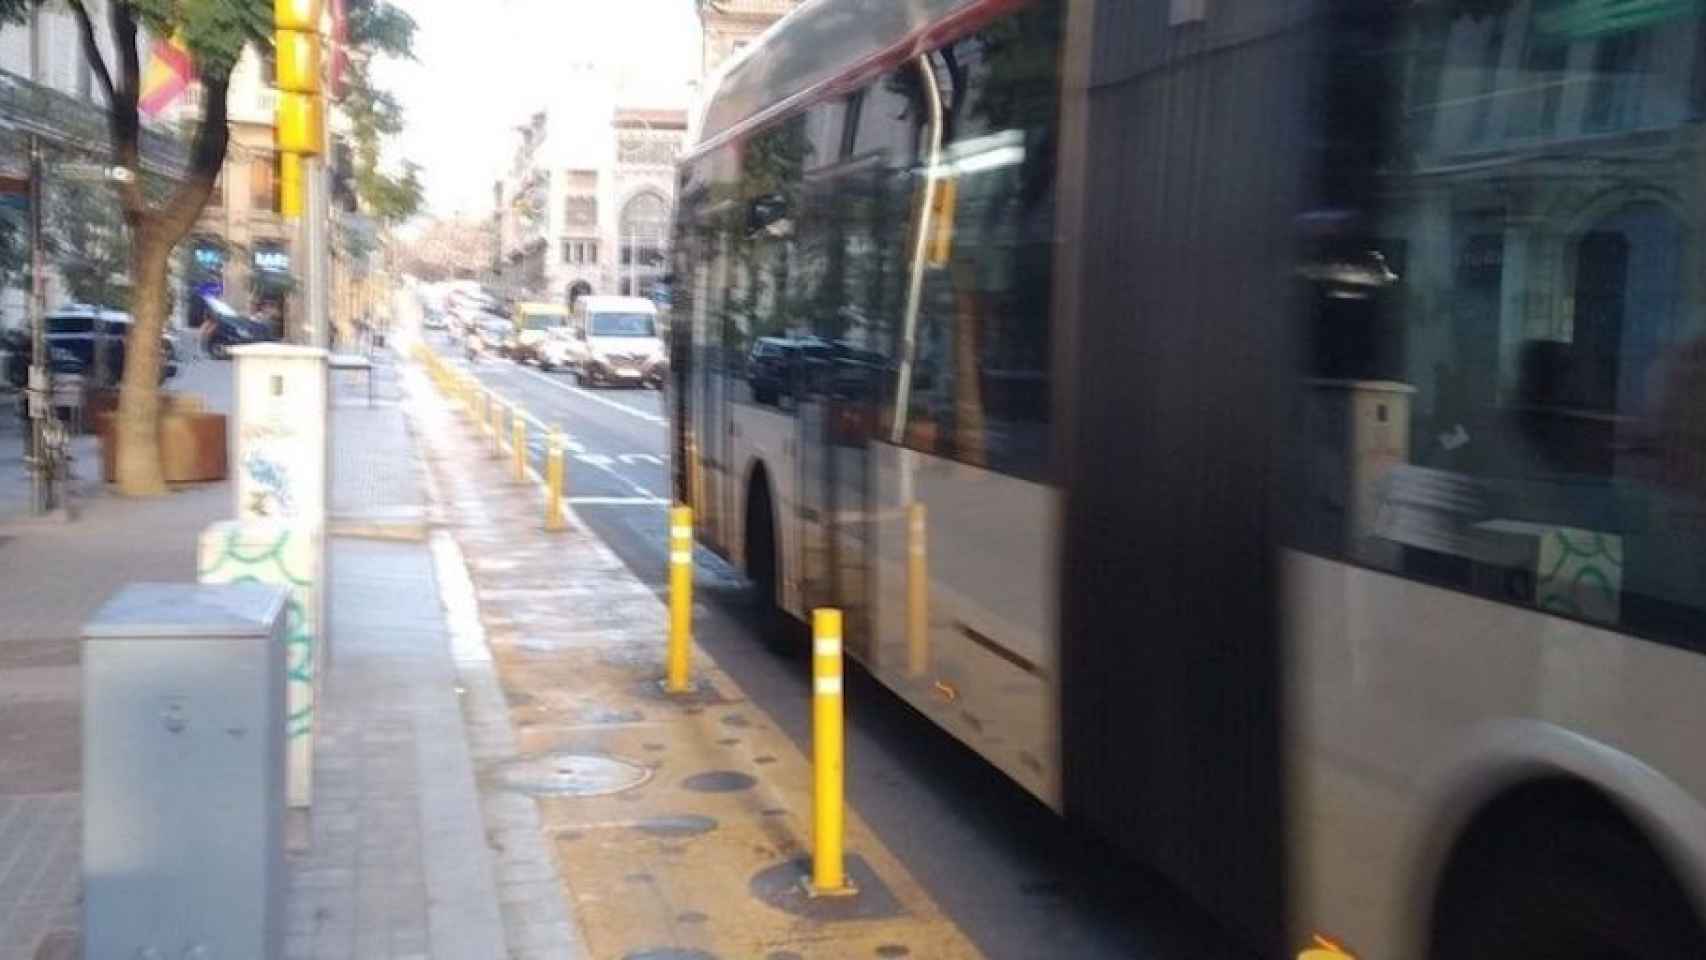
[64,0,115,105]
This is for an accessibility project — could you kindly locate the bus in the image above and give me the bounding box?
[668,1,1706,956]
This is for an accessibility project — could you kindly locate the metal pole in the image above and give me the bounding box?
[26,7,56,513]
[306,157,329,350]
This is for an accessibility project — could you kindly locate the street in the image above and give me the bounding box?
[425,335,1251,960]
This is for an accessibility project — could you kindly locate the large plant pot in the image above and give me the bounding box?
[95,409,228,484]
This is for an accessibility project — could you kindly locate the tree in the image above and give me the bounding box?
[399,216,495,283]
[47,173,130,308]
[0,0,412,495]
[340,0,420,225]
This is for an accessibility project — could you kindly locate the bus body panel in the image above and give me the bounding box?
[1287,550,1706,958]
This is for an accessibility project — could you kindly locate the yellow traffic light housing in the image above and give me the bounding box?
[275,0,324,32]
[277,91,324,155]
[275,30,322,94]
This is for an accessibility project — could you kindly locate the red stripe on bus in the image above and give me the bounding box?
[684,0,1037,163]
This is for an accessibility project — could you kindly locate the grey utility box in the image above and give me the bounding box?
[82,582,289,960]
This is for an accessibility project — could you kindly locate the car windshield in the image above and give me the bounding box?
[46,316,94,334]
[589,313,656,337]
[520,310,568,330]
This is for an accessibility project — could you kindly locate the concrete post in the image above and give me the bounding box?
[231,344,330,797]
[198,520,321,807]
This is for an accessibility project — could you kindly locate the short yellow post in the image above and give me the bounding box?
[809,607,855,897]
[906,502,929,678]
[512,409,526,482]
[665,505,694,693]
[489,396,503,456]
[545,431,566,532]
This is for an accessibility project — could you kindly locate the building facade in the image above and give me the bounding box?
[177,48,294,322]
[494,70,688,305]
[698,0,798,76]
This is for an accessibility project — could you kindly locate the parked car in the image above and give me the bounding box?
[2,304,177,389]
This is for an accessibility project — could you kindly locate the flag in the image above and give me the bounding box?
[139,36,194,118]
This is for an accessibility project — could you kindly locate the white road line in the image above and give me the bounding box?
[514,364,668,426]
[567,496,670,506]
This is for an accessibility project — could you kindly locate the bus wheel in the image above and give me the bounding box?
[745,477,795,651]
[1430,783,1704,960]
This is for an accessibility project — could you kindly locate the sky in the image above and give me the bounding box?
[377,0,702,220]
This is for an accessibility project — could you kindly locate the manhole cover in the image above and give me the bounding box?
[492,753,650,797]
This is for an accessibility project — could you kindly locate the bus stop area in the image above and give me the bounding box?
[404,357,984,959]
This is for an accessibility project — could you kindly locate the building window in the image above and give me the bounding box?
[251,155,278,213]
[564,194,597,227]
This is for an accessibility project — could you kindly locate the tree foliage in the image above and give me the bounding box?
[0,0,413,495]
[47,172,130,308]
[340,0,422,225]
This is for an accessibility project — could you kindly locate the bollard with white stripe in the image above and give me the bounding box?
[664,505,694,693]
[809,607,856,896]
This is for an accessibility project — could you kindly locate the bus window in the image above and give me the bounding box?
[1291,2,1706,650]
[892,7,1061,484]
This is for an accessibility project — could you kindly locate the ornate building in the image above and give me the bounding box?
[698,0,799,76]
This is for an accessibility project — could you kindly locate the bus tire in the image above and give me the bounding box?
[744,475,794,650]
[1429,782,1705,960]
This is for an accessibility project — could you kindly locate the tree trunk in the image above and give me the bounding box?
[115,225,170,496]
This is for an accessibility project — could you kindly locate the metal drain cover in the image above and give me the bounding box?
[493,753,651,797]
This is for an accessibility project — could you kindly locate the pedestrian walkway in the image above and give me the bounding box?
[0,348,555,959]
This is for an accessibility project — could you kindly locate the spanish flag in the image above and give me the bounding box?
[139,36,193,118]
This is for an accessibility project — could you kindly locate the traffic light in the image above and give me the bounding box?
[275,0,325,217]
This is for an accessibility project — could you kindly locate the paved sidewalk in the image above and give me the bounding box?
[1,349,546,959]
[0,360,233,960]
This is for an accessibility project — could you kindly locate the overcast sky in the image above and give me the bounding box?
[378,0,701,219]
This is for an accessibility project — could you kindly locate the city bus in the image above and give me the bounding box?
[668,0,1706,956]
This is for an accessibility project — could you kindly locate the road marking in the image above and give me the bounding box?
[617,453,663,466]
[577,453,614,468]
[568,496,670,506]
[514,364,668,426]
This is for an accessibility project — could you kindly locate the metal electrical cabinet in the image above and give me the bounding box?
[82,582,289,960]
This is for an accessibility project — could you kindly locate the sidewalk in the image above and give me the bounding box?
[1,351,560,959]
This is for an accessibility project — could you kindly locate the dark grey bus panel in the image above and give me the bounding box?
[1053,1,1313,953]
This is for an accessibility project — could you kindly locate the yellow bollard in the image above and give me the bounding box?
[489,396,504,456]
[512,409,526,482]
[906,502,929,678]
[545,431,566,532]
[665,505,694,693]
[808,607,856,897]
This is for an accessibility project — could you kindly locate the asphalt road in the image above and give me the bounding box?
[425,331,1254,960]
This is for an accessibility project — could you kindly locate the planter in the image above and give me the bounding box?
[96,408,229,484]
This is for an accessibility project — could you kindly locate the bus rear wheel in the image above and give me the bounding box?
[744,477,795,650]
[1430,787,1705,960]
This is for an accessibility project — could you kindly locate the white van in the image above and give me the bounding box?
[567,295,665,388]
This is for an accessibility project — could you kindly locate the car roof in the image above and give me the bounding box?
[580,296,657,313]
